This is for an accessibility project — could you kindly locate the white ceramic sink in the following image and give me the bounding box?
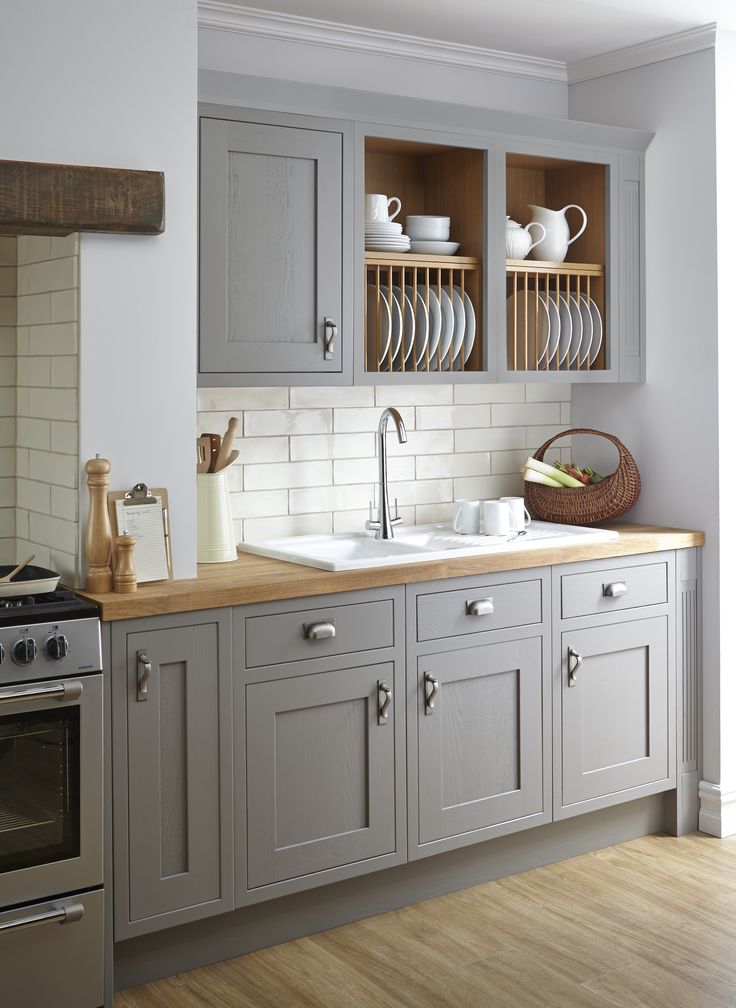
[240,521,619,572]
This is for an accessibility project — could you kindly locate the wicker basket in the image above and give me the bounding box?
[524,428,641,525]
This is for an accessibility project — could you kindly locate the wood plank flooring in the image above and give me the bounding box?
[115,832,736,1008]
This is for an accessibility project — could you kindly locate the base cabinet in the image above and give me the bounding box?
[416,636,548,848]
[111,610,233,939]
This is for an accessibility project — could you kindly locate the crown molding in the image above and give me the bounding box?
[568,23,717,84]
[197,1,568,84]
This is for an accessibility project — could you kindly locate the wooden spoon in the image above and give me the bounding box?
[213,417,239,473]
[0,554,35,583]
[196,436,211,474]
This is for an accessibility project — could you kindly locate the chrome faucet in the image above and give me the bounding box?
[366,407,407,540]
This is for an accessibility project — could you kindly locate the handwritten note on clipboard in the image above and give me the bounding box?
[108,485,172,583]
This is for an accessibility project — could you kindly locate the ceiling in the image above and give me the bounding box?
[222,0,734,62]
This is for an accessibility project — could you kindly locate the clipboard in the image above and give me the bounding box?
[108,483,172,582]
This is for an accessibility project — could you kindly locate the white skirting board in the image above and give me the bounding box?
[698,780,736,837]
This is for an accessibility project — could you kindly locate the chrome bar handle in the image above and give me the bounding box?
[425,673,439,714]
[0,902,84,935]
[304,621,336,641]
[378,681,392,724]
[603,581,628,599]
[466,597,494,617]
[568,647,583,687]
[137,650,151,702]
[324,317,337,360]
[0,680,83,706]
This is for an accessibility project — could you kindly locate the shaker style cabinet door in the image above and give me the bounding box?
[112,612,233,939]
[416,637,547,849]
[199,117,344,376]
[239,662,400,901]
[557,615,673,817]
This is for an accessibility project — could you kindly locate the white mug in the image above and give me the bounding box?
[453,499,480,535]
[365,193,401,223]
[499,497,531,531]
[482,500,512,537]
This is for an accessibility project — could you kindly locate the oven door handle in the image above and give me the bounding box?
[0,680,83,705]
[0,902,84,935]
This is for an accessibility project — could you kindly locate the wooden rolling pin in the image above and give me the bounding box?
[214,416,238,472]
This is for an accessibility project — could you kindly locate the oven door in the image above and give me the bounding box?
[0,673,102,907]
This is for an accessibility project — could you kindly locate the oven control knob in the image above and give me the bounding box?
[12,637,37,666]
[45,634,70,661]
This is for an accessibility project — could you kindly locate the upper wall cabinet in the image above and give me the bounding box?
[199,92,648,386]
[199,114,353,385]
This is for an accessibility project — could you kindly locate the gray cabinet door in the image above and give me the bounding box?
[559,616,671,811]
[417,637,545,844]
[115,614,233,937]
[243,661,398,892]
[200,117,343,375]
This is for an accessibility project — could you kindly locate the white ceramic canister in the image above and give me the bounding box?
[197,472,237,563]
[505,216,546,260]
[527,204,588,262]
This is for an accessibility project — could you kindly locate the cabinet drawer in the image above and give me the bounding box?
[244,598,394,668]
[561,561,668,619]
[416,577,542,642]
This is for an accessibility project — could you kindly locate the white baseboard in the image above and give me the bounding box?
[698,781,736,837]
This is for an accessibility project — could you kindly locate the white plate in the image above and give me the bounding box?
[461,292,476,366]
[410,240,460,255]
[380,285,415,369]
[411,285,442,369]
[565,293,584,367]
[539,295,560,367]
[442,286,466,367]
[554,294,573,367]
[431,288,455,370]
[576,294,594,366]
[365,240,411,249]
[379,285,403,365]
[506,291,550,371]
[580,294,604,366]
[402,286,429,367]
[364,222,402,233]
[366,284,391,368]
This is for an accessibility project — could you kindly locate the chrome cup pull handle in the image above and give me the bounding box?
[466,598,494,617]
[603,581,628,599]
[378,681,392,725]
[568,647,583,687]
[304,620,336,641]
[425,673,439,714]
[137,650,151,702]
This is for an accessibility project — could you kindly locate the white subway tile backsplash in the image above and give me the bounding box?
[17,417,51,451]
[375,385,452,406]
[453,384,525,404]
[0,358,15,385]
[526,383,572,402]
[334,407,415,434]
[415,503,455,524]
[454,426,527,452]
[416,452,490,480]
[198,387,287,411]
[230,489,289,520]
[416,405,490,430]
[244,460,332,491]
[391,479,453,507]
[492,402,560,427]
[290,386,374,408]
[289,483,374,515]
[245,409,332,437]
[333,455,414,485]
[241,513,332,540]
[16,478,51,514]
[235,435,289,464]
[491,449,532,475]
[453,474,522,499]
[290,433,375,461]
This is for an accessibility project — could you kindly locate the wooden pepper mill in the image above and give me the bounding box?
[84,455,113,593]
[113,534,137,594]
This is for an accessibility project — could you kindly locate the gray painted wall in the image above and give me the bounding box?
[568,49,719,785]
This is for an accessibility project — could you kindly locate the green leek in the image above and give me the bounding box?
[522,467,566,488]
[523,457,585,488]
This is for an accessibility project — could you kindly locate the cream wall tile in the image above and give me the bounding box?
[17,236,52,264]
[51,486,78,523]
[50,289,78,322]
[334,407,415,433]
[230,489,288,520]
[28,451,78,489]
[289,433,375,461]
[375,385,452,406]
[28,322,78,355]
[15,509,29,540]
[50,421,78,456]
[245,409,332,437]
[416,452,490,480]
[0,237,17,266]
[493,402,560,427]
[334,456,414,485]
[17,356,51,387]
[0,358,16,385]
[27,387,77,421]
[49,549,78,586]
[0,540,15,563]
[0,418,16,446]
[17,293,51,326]
[0,478,16,508]
[290,386,374,408]
[241,513,332,540]
[0,388,15,417]
[197,387,287,411]
[17,417,51,451]
[0,267,15,296]
[50,235,79,259]
[28,513,77,554]
[18,257,77,295]
[289,483,374,515]
[455,426,527,452]
[16,478,51,514]
[453,384,525,404]
[0,299,16,327]
[526,383,572,402]
[16,539,51,566]
[0,508,15,537]
[0,447,14,472]
[416,405,490,430]
[244,460,332,491]
[0,327,16,356]
[50,356,77,388]
[15,448,28,478]
[233,435,288,464]
[453,474,522,499]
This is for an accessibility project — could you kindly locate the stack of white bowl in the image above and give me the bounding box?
[364,194,410,253]
[405,216,459,255]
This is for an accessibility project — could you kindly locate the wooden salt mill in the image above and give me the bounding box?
[84,455,113,592]
[113,534,137,593]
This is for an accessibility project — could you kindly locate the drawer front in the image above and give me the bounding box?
[561,561,668,619]
[244,598,394,668]
[416,577,542,642]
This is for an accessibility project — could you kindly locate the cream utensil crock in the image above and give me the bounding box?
[197,472,237,563]
[527,204,587,262]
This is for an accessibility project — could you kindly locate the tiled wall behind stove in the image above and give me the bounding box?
[198,385,572,541]
[0,239,16,563]
[5,236,80,583]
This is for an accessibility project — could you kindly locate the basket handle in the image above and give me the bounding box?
[532,428,636,471]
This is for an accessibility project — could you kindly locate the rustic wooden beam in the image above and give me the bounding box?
[0,159,165,236]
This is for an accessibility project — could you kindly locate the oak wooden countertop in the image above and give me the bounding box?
[82,522,703,621]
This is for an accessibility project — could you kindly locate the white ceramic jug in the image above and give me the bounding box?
[527,204,587,262]
[506,216,546,260]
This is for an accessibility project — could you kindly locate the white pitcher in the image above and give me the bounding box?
[506,216,546,260]
[527,204,587,262]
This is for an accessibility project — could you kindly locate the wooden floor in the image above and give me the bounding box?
[116,833,736,1008]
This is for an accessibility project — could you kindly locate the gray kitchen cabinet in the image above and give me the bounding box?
[233,586,406,905]
[199,111,352,384]
[111,610,233,939]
